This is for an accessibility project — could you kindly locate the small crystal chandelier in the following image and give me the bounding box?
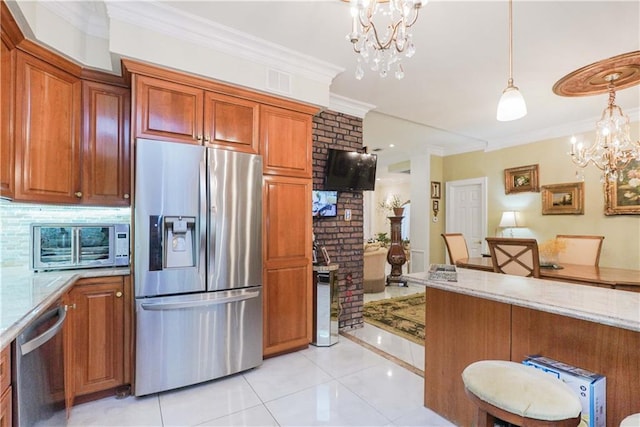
[346,0,424,80]
[569,73,640,182]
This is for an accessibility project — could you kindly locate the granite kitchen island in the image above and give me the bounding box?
[405,268,640,427]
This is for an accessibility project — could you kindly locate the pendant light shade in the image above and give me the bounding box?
[497,0,526,121]
[497,84,527,121]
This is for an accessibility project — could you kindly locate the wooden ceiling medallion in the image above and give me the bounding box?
[552,50,640,97]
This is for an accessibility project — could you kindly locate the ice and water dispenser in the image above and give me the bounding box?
[148,215,197,270]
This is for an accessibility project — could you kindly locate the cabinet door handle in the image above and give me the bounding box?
[74,191,83,198]
[123,194,130,199]
[116,291,123,298]
[204,135,210,142]
[197,135,203,142]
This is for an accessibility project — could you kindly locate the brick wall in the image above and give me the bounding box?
[312,110,364,331]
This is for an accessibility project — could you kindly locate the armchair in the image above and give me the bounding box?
[363,243,388,293]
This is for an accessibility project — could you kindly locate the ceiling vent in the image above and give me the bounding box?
[267,69,291,94]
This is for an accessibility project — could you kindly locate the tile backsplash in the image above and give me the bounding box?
[0,200,131,268]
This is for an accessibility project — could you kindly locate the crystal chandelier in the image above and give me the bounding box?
[553,51,640,183]
[347,0,424,80]
[569,73,640,182]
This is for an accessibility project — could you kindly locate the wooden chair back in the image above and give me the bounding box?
[441,233,469,264]
[486,237,541,278]
[556,235,604,266]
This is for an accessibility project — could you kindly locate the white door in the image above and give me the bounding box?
[445,178,487,258]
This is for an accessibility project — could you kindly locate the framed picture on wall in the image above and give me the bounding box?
[320,246,331,265]
[604,159,640,215]
[431,181,441,199]
[541,182,584,215]
[505,164,540,194]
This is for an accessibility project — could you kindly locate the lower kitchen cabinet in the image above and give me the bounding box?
[64,275,131,406]
[0,345,11,427]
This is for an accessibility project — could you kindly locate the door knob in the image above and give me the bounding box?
[116,291,123,298]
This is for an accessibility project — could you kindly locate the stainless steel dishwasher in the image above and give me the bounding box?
[14,301,67,427]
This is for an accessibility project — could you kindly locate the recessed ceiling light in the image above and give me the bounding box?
[389,144,395,148]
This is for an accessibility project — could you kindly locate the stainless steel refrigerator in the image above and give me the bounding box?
[133,138,263,396]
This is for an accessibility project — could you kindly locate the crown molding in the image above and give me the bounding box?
[329,93,376,118]
[486,107,640,152]
[104,1,343,86]
[39,1,109,39]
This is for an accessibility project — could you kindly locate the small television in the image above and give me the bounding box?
[312,190,338,217]
[324,149,377,191]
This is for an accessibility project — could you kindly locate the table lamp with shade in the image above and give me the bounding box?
[498,211,522,237]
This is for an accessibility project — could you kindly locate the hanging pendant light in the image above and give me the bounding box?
[497,0,527,121]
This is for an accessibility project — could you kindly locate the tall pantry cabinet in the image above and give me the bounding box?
[261,105,314,357]
[124,60,318,358]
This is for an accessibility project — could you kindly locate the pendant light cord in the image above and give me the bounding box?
[508,0,514,86]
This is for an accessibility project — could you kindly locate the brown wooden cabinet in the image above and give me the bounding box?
[262,175,313,357]
[125,59,319,358]
[204,91,259,153]
[1,0,21,200]
[1,5,131,206]
[1,38,15,199]
[260,105,313,178]
[14,50,82,204]
[134,75,203,144]
[134,75,259,153]
[81,81,131,206]
[64,275,131,405]
[0,346,11,427]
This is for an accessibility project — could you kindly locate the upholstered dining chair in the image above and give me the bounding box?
[441,233,469,265]
[486,237,541,278]
[556,234,605,266]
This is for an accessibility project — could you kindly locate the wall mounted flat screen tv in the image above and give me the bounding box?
[312,190,338,217]
[324,149,377,191]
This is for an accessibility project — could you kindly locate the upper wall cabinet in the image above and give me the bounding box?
[82,81,131,206]
[1,3,131,207]
[134,75,204,145]
[133,75,259,153]
[1,37,15,199]
[14,50,82,204]
[204,91,259,153]
[260,105,313,178]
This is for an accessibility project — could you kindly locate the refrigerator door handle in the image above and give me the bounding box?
[199,157,207,283]
[140,291,260,311]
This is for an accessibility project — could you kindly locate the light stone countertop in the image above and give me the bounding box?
[0,266,130,350]
[405,267,640,333]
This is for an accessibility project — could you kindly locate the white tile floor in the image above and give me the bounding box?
[68,284,454,427]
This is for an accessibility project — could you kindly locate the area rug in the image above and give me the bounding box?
[362,293,425,345]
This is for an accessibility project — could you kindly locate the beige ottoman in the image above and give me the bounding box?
[462,360,582,427]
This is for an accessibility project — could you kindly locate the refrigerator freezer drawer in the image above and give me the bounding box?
[134,288,263,396]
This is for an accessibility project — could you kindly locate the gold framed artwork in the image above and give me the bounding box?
[604,159,640,215]
[504,164,540,194]
[431,181,441,199]
[541,182,584,215]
